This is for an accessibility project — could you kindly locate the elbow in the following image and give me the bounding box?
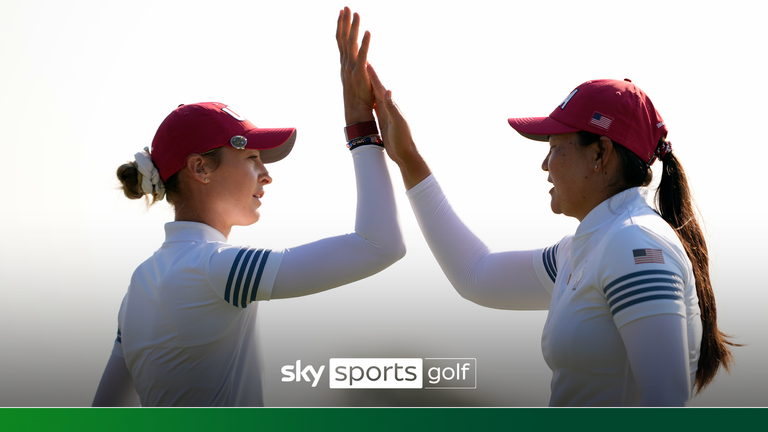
[455,285,492,308]
[392,236,407,262]
[446,272,524,310]
[382,235,407,265]
[450,278,495,309]
[357,231,406,266]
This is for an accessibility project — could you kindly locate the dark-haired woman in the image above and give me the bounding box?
[368,70,736,406]
[91,8,403,407]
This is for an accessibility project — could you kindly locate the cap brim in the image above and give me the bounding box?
[507,116,579,142]
[243,128,297,163]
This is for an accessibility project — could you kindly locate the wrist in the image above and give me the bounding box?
[399,153,431,191]
[344,109,375,126]
[390,141,420,167]
[347,134,383,151]
[344,120,379,142]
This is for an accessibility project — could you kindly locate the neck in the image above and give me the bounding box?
[174,205,231,239]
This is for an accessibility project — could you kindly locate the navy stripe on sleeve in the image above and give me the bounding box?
[240,249,265,308]
[116,328,122,343]
[224,248,248,303]
[603,269,683,317]
[542,242,559,283]
[231,248,257,307]
[225,247,274,308]
[249,250,272,304]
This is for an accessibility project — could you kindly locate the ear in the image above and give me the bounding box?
[594,136,615,171]
[184,154,210,184]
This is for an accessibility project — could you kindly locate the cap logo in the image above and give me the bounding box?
[559,89,578,109]
[230,135,247,149]
[589,112,613,130]
[222,106,246,121]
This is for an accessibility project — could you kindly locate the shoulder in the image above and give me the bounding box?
[537,235,573,285]
[205,244,284,307]
[596,214,693,327]
[547,235,572,262]
[600,211,689,274]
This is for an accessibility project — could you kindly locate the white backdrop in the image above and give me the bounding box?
[0,0,765,406]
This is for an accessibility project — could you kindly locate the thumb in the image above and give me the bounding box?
[383,90,405,124]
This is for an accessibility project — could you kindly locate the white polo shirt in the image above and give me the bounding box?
[531,187,702,406]
[112,221,283,407]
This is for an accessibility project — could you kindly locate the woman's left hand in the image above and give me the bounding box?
[336,7,376,125]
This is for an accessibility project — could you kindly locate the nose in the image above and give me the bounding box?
[541,152,549,172]
[261,170,272,185]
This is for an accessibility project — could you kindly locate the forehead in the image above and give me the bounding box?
[223,146,260,155]
[217,146,260,163]
[548,132,580,145]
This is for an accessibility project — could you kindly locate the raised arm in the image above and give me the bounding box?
[336,7,375,126]
[367,65,431,190]
[368,65,550,309]
[268,8,405,299]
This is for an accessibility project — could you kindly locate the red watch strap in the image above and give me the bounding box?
[344,120,379,141]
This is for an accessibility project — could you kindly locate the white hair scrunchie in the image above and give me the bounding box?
[134,147,166,201]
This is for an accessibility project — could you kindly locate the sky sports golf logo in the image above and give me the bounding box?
[281,358,476,389]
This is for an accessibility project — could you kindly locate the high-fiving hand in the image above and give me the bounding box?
[367,64,431,190]
[336,7,375,126]
[336,8,430,190]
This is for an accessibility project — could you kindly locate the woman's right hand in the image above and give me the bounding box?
[336,7,375,126]
[368,64,431,190]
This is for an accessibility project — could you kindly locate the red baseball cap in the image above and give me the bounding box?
[150,102,297,181]
[507,79,668,164]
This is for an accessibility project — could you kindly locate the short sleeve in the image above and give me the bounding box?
[531,236,571,294]
[598,225,688,329]
[206,245,284,307]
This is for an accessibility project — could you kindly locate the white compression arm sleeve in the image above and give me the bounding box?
[406,174,550,310]
[619,313,692,406]
[270,145,405,299]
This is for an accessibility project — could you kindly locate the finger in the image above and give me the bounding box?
[357,30,371,68]
[384,90,404,121]
[367,64,386,99]
[340,7,352,58]
[347,12,360,62]
[335,9,344,53]
[373,100,390,137]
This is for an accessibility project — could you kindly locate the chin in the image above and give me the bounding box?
[237,213,260,226]
[550,199,563,215]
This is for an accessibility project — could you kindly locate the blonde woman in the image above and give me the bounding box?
[92,8,402,407]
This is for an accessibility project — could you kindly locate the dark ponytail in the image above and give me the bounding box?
[578,131,739,393]
[655,151,739,393]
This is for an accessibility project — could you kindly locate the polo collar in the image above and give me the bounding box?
[576,187,648,236]
[570,187,650,269]
[164,221,228,244]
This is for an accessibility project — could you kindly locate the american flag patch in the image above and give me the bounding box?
[633,248,664,265]
[590,112,613,130]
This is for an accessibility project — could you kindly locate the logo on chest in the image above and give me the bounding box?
[567,261,587,291]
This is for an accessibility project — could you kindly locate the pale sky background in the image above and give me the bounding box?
[0,0,766,407]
